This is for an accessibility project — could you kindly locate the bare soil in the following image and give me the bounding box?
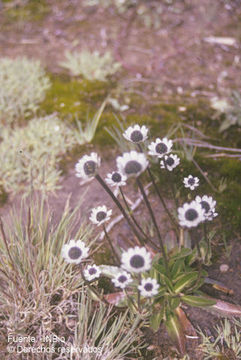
[0,1,241,359]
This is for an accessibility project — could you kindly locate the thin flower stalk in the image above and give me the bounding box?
[163,157,179,210]
[119,186,150,244]
[103,224,120,266]
[95,174,145,244]
[135,176,169,273]
[137,143,179,236]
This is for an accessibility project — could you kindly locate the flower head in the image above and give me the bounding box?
[105,171,127,187]
[112,271,133,289]
[75,152,100,179]
[123,124,148,143]
[160,154,180,171]
[62,240,89,264]
[138,277,160,297]
[89,205,112,226]
[121,246,152,273]
[195,195,218,221]
[116,151,148,178]
[84,264,101,281]
[148,137,173,158]
[178,201,205,228]
[183,175,200,190]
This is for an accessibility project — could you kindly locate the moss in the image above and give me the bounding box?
[0,185,8,206]
[3,0,50,23]
[40,74,111,121]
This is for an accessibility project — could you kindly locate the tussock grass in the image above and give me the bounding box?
[0,193,95,357]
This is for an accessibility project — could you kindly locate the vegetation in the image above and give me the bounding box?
[0,57,50,124]
[60,50,121,81]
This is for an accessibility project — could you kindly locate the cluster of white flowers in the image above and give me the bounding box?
[62,123,219,299]
[178,195,218,228]
[111,246,159,297]
[61,240,159,297]
[74,124,181,186]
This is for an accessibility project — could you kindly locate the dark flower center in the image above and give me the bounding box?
[68,246,82,260]
[83,160,97,176]
[130,254,145,268]
[144,283,153,292]
[185,209,198,221]
[125,160,142,175]
[118,275,127,283]
[165,157,174,167]
[188,178,195,185]
[156,142,168,154]
[89,267,97,275]
[130,130,143,143]
[200,201,210,213]
[112,172,121,183]
[96,211,107,222]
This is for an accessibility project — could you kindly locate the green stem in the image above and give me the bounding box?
[163,157,179,210]
[137,144,179,236]
[95,174,145,244]
[119,186,160,250]
[136,176,169,274]
[103,224,120,266]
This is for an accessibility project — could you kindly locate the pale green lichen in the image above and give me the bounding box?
[0,57,51,124]
[0,115,76,193]
[59,50,121,81]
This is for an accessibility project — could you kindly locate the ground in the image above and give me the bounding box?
[0,0,241,359]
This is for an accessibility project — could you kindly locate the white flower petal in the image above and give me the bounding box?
[116,151,148,178]
[61,240,89,264]
[123,124,148,143]
[121,246,152,273]
[178,201,205,228]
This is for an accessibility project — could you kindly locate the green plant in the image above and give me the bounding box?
[68,290,144,359]
[73,98,108,144]
[0,194,96,358]
[211,91,241,132]
[66,122,236,356]
[0,57,51,124]
[198,318,241,359]
[0,114,77,193]
[60,50,121,81]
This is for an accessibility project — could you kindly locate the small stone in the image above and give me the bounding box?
[220,264,229,273]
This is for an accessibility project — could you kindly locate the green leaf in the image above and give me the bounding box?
[181,295,217,307]
[173,272,199,293]
[169,297,181,310]
[185,248,198,266]
[166,313,186,355]
[170,258,184,278]
[160,273,174,293]
[150,311,163,332]
[153,263,166,275]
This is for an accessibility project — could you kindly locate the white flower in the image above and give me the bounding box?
[112,271,133,289]
[75,152,101,179]
[89,205,112,226]
[138,277,160,297]
[160,154,180,171]
[178,201,205,228]
[121,246,152,273]
[195,195,218,221]
[183,175,200,190]
[148,137,173,158]
[62,240,89,264]
[105,171,127,187]
[84,264,101,281]
[116,151,148,178]
[123,124,148,143]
